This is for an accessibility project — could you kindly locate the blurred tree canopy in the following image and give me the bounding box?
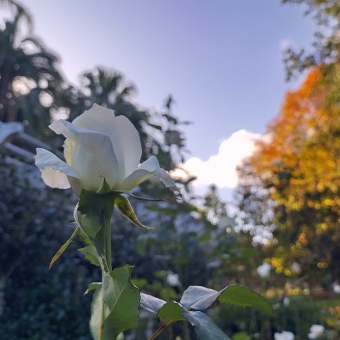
[236,67,340,279]
[281,0,340,81]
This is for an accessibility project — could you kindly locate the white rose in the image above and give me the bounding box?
[257,262,271,278]
[308,325,325,339]
[35,104,176,196]
[274,331,295,340]
[333,283,340,294]
[283,297,290,307]
[290,262,301,273]
[167,272,180,287]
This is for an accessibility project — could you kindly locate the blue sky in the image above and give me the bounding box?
[20,0,315,200]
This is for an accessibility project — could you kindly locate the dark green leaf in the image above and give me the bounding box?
[115,195,154,229]
[157,301,185,323]
[218,284,273,316]
[140,293,165,315]
[90,266,140,340]
[49,226,79,268]
[79,245,101,267]
[182,309,231,340]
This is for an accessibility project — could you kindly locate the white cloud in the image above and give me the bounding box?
[172,129,262,189]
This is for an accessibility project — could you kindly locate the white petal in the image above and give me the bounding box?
[68,176,83,197]
[49,120,120,192]
[118,156,177,192]
[72,104,141,178]
[118,156,160,191]
[113,116,142,177]
[35,148,80,189]
[41,168,70,189]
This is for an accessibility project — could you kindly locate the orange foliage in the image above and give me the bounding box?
[248,67,340,273]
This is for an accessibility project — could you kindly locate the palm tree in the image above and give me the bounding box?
[0,9,65,141]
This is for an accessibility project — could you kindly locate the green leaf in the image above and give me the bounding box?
[90,266,140,340]
[181,309,231,340]
[218,284,273,316]
[49,226,80,269]
[157,300,185,323]
[232,332,248,340]
[140,293,166,315]
[77,190,105,237]
[180,284,273,316]
[114,195,154,230]
[79,245,101,267]
[85,282,102,295]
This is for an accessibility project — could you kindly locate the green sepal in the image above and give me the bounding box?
[78,229,93,245]
[49,226,80,269]
[77,190,106,238]
[90,265,140,340]
[76,190,115,272]
[114,194,155,230]
[113,190,168,202]
[85,282,102,295]
[97,177,112,194]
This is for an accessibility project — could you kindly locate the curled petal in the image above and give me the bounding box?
[35,148,80,189]
[119,156,177,192]
[118,156,160,191]
[49,120,120,192]
[68,176,83,197]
